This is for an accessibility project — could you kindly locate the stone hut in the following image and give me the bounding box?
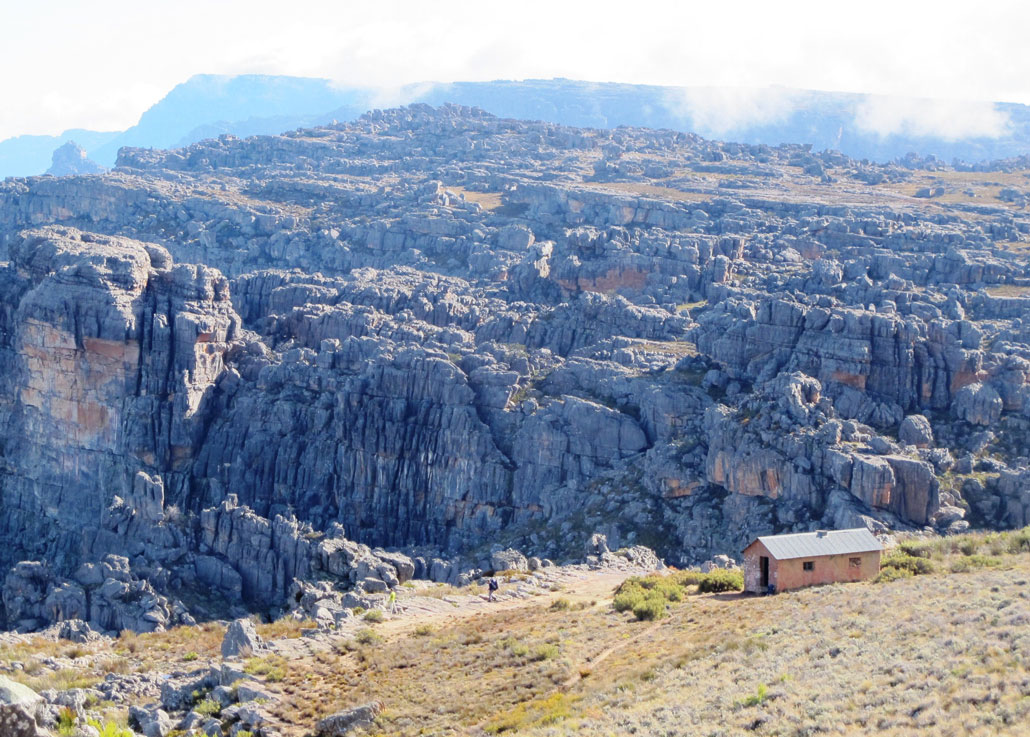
[742,528,882,594]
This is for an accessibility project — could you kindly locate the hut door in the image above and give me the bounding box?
[760,556,769,588]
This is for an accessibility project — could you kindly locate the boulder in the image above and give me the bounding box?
[0,676,48,737]
[221,617,264,658]
[898,415,934,448]
[490,549,529,573]
[953,383,1003,426]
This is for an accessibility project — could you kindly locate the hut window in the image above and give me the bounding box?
[849,557,861,568]
[802,561,814,571]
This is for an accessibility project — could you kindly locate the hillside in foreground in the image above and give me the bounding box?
[3,530,1029,736]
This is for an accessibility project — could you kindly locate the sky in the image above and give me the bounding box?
[2,0,1029,142]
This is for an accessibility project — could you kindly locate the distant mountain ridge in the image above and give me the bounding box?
[4,74,1030,178]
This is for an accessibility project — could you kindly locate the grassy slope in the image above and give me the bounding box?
[2,543,1029,737]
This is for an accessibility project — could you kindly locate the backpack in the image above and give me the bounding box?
[488,578,499,591]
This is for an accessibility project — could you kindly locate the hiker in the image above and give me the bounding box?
[487,577,499,602]
[388,589,398,614]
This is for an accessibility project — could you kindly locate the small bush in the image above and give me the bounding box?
[898,539,935,558]
[413,624,433,637]
[531,644,560,661]
[354,628,382,645]
[194,698,221,717]
[959,538,980,556]
[632,598,667,621]
[363,609,385,623]
[881,552,935,576]
[950,555,1002,573]
[613,585,647,613]
[549,598,571,611]
[183,651,198,662]
[671,570,707,587]
[874,566,914,584]
[697,569,744,593]
[1008,527,1030,553]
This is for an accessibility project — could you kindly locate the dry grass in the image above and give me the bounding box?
[255,617,318,640]
[3,532,1029,737]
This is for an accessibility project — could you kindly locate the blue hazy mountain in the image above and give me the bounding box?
[0,129,118,179]
[4,75,1030,178]
[88,74,370,166]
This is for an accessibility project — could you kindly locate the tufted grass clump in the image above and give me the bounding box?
[57,707,77,736]
[363,609,385,624]
[243,655,288,682]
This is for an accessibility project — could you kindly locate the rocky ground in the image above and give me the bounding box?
[0,104,1029,637]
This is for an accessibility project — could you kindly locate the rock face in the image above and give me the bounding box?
[1,104,1029,631]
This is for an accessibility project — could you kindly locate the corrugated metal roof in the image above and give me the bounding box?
[746,528,883,560]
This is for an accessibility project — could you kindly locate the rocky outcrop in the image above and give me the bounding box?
[1,105,1029,632]
[45,141,105,177]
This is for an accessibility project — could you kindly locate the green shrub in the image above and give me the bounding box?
[182,651,198,662]
[549,598,571,611]
[671,570,707,587]
[950,555,1002,573]
[1008,527,1030,553]
[413,623,433,637]
[531,644,560,661]
[898,539,935,558]
[612,584,647,613]
[363,609,385,623]
[194,698,221,717]
[355,628,382,645]
[874,566,914,584]
[881,552,935,576]
[958,538,980,556]
[697,569,744,593]
[632,598,667,621]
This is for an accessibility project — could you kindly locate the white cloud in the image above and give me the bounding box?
[853,96,1011,140]
[662,86,809,136]
[1,0,1030,141]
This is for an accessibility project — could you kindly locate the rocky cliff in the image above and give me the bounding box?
[1,104,1029,632]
